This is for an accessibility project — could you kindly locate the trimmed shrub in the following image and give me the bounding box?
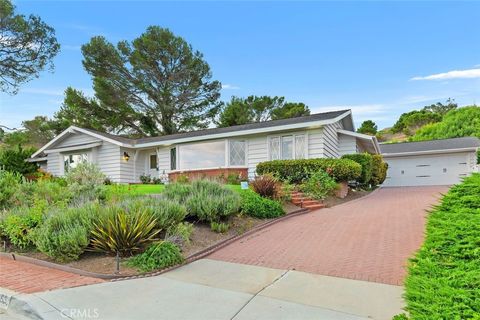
[341,153,373,185]
[241,190,285,219]
[127,241,183,272]
[256,158,361,183]
[65,162,106,202]
[369,155,388,186]
[33,203,100,262]
[300,170,338,200]
[210,221,229,233]
[402,174,480,318]
[90,208,160,256]
[251,174,278,199]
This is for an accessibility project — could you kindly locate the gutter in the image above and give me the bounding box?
[382,147,479,157]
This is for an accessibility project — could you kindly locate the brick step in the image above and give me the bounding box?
[303,203,325,210]
[291,199,319,206]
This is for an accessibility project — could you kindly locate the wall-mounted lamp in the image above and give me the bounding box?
[123,152,130,162]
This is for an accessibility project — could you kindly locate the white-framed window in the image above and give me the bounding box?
[269,137,280,160]
[149,154,157,170]
[178,140,226,170]
[229,140,246,166]
[269,134,306,160]
[295,135,306,159]
[63,153,88,172]
[170,147,177,170]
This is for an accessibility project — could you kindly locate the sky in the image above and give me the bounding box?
[1,0,479,131]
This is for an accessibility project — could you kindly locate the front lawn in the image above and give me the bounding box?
[400,173,480,319]
[106,184,165,196]
[106,183,242,196]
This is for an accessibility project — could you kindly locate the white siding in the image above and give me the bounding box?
[247,135,268,179]
[157,147,171,175]
[307,128,324,159]
[322,122,342,158]
[54,133,100,148]
[96,143,121,182]
[338,134,357,156]
[47,152,62,176]
[119,148,135,183]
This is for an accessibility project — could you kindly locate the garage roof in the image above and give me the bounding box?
[380,137,480,155]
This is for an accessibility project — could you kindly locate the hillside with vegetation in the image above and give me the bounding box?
[360,100,479,143]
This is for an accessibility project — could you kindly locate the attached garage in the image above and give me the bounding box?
[380,137,479,187]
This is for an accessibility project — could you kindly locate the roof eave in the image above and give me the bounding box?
[382,147,479,157]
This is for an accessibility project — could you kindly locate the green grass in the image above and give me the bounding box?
[106,184,165,196]
[107,183,243,196]
[401,173,480,319]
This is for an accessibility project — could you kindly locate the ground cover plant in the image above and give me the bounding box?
[300,170,338,200]
[400,173,480,319]
[127,241,184,272]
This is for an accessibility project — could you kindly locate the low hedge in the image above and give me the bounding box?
[341,153,373,185]
[256,158,361,183]
[401,174,480,319]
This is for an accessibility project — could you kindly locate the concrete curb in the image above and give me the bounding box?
[1,207,309,282]
[0,287,44,320]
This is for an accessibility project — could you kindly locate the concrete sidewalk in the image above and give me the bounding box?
[2,259,404,320]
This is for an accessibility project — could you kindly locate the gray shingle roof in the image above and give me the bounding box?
[380,137,480,154]
[83,109,350,146]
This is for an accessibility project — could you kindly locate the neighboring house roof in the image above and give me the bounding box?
[380,137,480,156]
[31,109,355,158]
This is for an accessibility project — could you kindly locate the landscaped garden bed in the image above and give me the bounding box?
[0,154,385,277]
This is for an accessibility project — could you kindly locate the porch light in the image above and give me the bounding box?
[123,152,130,161]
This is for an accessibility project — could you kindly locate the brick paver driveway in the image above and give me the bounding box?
[0,257,104,293]
[210,186,448,285]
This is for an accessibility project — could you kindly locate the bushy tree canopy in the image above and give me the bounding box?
[58,26,222,136]
[412,106,480,141]
[357,120,378,135]
[0,0,60,94]
[217,96,310,127]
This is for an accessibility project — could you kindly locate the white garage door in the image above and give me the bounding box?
[383,152,472,187]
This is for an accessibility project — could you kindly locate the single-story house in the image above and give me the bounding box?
[28,109,380,183]
[380,137,480,187]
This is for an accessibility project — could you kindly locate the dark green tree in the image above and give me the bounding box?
[0,145,38,175]
[271,102,310,120]
[0,0,60,94]
[60,27,221,136]
[217,96,310,127]
[357,120,378,135]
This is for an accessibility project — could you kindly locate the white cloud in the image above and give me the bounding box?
[221,84,240,90]
[411,68,480,81]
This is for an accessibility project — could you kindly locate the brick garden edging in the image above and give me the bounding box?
[1,207,309,282]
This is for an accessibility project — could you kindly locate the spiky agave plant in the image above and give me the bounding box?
[90,209,160,256]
